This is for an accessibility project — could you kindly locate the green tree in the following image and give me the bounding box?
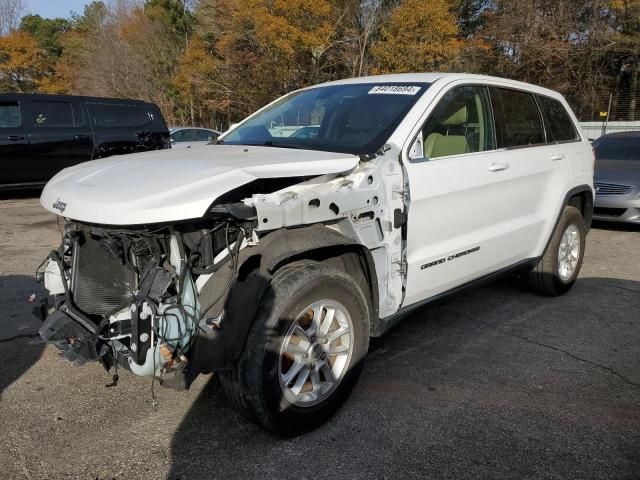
[19,14,70,56]
[144,0,194,45]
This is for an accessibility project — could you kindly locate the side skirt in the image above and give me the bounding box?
[374,257,540,337]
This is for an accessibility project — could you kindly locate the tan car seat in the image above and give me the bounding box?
[425,106,470,158]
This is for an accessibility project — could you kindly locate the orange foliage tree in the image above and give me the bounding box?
[371,0,461,74]
[0,29,49,91]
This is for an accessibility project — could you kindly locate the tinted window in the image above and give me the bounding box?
[594,136,640,161]
[222,83,430,155]
[490,88,545,148]
[538,96,578,142]
[170,129,191,142]
[192,129,215,141]
[421,85,495,158]
[32,101,74,128]
[0,101,21,128]
[88,103,151,128]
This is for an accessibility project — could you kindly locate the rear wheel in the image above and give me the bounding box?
[220,260,370,435]
[527,206,585,296]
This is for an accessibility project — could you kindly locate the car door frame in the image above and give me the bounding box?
[0,96,31,187]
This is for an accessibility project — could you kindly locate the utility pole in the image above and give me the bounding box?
[630,60,638,122]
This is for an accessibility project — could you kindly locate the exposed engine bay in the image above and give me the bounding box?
[36,148,407,391]
[37,212,252,388]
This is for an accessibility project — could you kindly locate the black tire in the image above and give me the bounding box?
[220,260,370,436]
[527,205,586,296]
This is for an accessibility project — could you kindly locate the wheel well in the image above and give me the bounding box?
[568,189,593,230]
[271,246,379,334]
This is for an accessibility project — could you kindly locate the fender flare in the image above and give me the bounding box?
[541,184,593,255]
[186,224,378,384]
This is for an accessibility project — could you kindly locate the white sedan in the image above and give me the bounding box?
[169,127,220,148]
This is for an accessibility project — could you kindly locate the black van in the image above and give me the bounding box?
[0,93,170,188]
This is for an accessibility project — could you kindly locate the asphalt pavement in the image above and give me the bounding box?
[0,195,638,480]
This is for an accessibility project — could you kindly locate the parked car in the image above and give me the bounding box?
[169,127,220,148]
[36,73,593,435]
[0,93,170,188]
[592,131,640,224]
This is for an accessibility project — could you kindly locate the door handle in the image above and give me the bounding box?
[549,153,565,161]
[488,161,510,172]
[7,135,24,141]
[75,134,91,140]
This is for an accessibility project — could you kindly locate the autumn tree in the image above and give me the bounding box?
[0,29,49,91]
[476,0,640,120]
[177,0,348,126]
[371,0,462,73]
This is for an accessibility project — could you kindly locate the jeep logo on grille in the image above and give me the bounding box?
[52,198,67,213]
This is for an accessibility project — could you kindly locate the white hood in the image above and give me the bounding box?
[40,145,359,225]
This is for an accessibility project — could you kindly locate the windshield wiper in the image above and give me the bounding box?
[260,140,302,150]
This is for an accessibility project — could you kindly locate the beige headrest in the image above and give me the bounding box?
[443,106,467,125]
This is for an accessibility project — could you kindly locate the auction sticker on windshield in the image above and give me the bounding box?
[368,85,421,95]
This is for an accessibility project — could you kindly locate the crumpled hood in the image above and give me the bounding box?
[41,144,360,225]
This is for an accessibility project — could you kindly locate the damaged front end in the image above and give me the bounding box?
[36,209,254,389]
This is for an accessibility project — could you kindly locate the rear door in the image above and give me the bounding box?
[29,98,94,183]
[0,98,30,186]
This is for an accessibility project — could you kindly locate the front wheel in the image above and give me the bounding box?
[220,260,370,435]
[527,205,586,296]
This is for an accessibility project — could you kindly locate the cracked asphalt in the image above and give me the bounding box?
[0,195,638,480]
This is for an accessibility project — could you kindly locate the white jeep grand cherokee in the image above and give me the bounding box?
[37,73,594,435]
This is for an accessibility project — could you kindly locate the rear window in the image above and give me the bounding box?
[594,136,640,161]
[490,87,545,148]
[537,96,579,142]
[32,100,75,127]
[88,103,151,128]
[0,101,21,128]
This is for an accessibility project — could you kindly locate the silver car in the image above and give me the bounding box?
[592,131,640,224]
[169,127,220,148]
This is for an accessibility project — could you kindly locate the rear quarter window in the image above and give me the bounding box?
[0,101,21,128]
[88,103,151,128]
[537,96,579,142]
[490,87,545,148]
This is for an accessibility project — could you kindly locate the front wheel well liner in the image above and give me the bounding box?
[187,225,379,384]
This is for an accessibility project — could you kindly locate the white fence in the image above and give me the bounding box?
[579,121,640,140]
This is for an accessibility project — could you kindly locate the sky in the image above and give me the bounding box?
[26,0,93,19]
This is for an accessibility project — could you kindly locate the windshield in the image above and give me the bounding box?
[222,83,430,155]
[594,136,640,161]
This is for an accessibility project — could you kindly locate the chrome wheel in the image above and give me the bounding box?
[278,299,354,407]
[557,224,580,281]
